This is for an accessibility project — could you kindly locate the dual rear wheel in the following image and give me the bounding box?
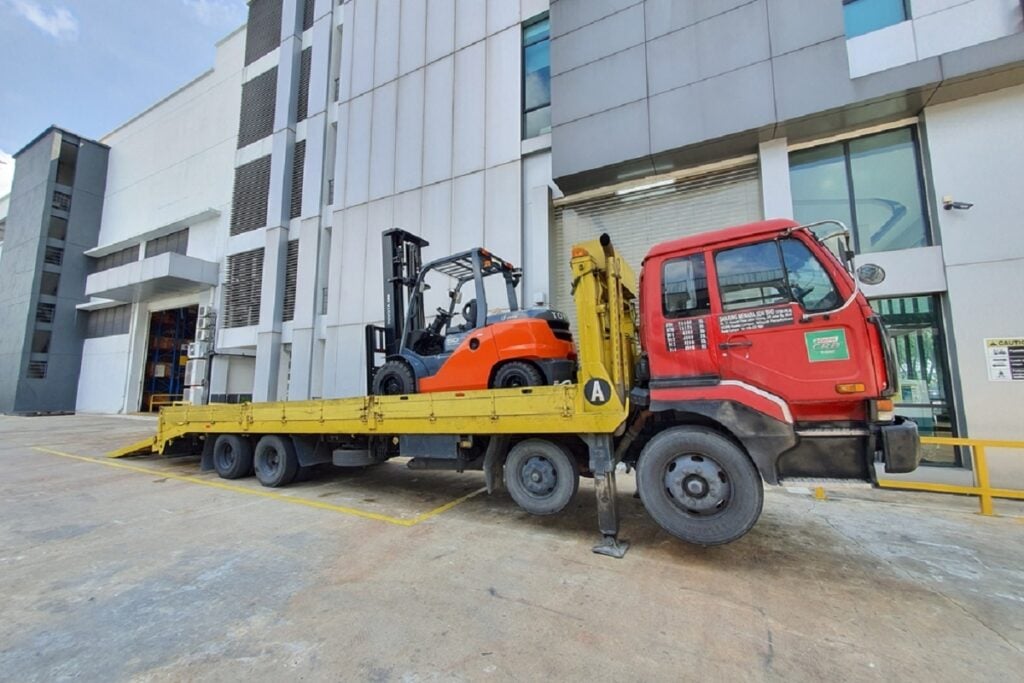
[212,434,300,488]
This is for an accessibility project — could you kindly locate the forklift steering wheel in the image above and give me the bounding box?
[429,307,451,334]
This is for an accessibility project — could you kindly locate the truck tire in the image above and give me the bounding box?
[213,434,253,480]
[504,439,579,515]
[492,361,544,388]
[372,359,416,395]
[253,435,299,487]
[636,427,763,546]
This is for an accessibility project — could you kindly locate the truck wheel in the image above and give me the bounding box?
[504,439,579,515]
[213,434,253,480]
[372,360,416,395]
[636,427,763,546]
[492,361,544,388]
[253,435,299,487]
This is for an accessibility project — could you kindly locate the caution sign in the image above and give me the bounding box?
[805,329,850,363]
[985,338,1024,381]
[583,378,612,405]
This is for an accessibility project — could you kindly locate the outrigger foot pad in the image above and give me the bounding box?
[592,535,629,559]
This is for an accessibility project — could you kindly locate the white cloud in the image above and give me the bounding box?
[181,0,247,28]
[0,150,14,198]
[9,0,79,40]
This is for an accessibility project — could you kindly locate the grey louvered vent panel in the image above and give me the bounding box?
[27,361,47,379]
[245,0,282,66]
[230,156,272,235]
[238,67,277,148]
[282,239,299,321]
[94,245,139,273]
[290,140,306,220]
[224,248,265,328]
[297,47,312,122]
[551,164,762,331]
[302,0,314,31]
[85,305,131,338]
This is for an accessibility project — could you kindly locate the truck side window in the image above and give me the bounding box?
[779,238,841,312]
[662,255,710,318]
[715,242,788,312]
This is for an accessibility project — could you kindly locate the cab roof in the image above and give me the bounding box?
[643,218,801,265]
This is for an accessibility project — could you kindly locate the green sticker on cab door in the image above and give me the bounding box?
[805,329,850,362]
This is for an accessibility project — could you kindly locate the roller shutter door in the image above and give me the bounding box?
[550,164,763,327]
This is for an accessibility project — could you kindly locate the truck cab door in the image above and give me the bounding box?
[711,235,877,421]
[643,252,720,384]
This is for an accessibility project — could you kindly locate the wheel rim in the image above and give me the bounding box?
[663,453,730,516]
[217,444,236,470]
[263,450,281,474]
[519,455,557,497]
[381,374,404,395]
[502,373,527,388]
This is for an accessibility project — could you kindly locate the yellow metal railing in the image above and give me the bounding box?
[877,436,1024,516]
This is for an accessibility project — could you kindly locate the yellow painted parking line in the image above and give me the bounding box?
[31,446,486,527]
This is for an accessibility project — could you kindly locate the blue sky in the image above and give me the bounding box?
[0,0,248,195]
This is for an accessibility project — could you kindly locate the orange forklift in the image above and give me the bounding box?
[366,229,577,395]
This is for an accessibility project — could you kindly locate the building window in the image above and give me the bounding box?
[52,190,72,212]
[40,271,60,296]
[522,14,551,139]
[44,245,64,266]
[145,229,189,258]
[662,255,710,318]
[843,0,909,39]
[789,127,929,254]
[871,296,955,463]
[36,302,56,324]
[48,215,68,241]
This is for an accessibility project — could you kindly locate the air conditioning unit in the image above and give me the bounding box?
[184,359,207,386]
[197,305,215,318]
[183,386,206,405]
[187,341,210,359]
[196,328,213,342]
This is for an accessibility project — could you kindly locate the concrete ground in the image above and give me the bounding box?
[1,415,1022,682]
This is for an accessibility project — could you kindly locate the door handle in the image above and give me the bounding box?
[719,340,753,350]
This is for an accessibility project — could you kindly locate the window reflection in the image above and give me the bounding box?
[790,128,929,254]
[522,15,551,139]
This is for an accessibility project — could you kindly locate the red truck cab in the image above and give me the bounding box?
[633,219,919,488]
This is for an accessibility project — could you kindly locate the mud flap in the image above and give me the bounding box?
[483,436,510,493]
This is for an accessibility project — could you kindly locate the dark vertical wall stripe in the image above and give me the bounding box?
[238,67,278,148]
[230,155,272,235]
[290,140,306,220]
[245,0,283,66]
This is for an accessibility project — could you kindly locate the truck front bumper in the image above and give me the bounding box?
[876,416,921,474]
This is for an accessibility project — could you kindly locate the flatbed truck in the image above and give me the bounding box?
[114,219,921,557]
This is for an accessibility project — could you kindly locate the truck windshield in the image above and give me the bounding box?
[715,238,840,313]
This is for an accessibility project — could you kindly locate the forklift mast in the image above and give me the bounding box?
[381,228,429,355]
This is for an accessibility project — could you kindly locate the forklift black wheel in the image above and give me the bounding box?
[504,439,580,515]
[491,361,544,389]
[636,427,763,546]
[254,435,299,487]
[212,434,253,480]
[372,360,416,395]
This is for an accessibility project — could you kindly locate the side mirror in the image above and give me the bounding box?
[857,263,886,286]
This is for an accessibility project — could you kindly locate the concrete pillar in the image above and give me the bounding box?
[758,138,794,220]
[253,226,289,401]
